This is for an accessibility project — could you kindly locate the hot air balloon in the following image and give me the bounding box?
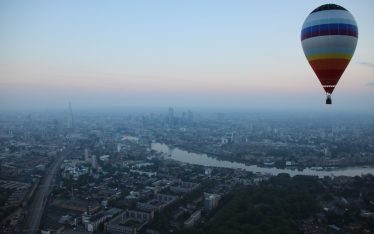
[301,4,358,104]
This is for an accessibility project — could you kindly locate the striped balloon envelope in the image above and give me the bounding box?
[301,4,358,104]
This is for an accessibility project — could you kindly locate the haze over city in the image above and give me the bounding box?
[1,1,374,111]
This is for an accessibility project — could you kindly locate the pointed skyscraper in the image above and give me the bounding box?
[67,102,74,129]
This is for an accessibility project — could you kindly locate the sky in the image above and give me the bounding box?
[1,1,374,111]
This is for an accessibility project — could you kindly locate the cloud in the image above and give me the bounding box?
[366,82,374,87]
[357,62,374,68]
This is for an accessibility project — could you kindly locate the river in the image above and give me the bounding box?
[151,142,374,177]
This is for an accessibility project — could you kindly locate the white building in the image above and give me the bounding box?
[204,193,221,211]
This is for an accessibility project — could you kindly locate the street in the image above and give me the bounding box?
[22,149,67,233]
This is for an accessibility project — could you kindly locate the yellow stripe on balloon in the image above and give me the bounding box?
[307,53,352,61]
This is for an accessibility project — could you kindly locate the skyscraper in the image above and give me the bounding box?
[91,155,97,169]
[84,148,90,162]
[67,102,74,129]
[167,107,174,126]
[187,110,193,123]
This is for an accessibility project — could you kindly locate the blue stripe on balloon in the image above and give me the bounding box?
[302,23,357,35]
[301,24,358,40]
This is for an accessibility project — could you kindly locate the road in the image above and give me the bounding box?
[22,149,67,233]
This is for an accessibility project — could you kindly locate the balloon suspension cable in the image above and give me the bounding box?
[326,94,332,105]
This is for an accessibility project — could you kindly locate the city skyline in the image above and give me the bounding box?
[1,107,373,232]
[1,1,374,111]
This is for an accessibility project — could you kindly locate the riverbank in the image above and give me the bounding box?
[151,142,374,178]
[161,142,374,170]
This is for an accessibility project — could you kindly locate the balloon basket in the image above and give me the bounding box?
[326,95,332,105]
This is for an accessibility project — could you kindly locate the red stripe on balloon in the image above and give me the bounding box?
[309,59,350,70]
[314,69,344,93]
